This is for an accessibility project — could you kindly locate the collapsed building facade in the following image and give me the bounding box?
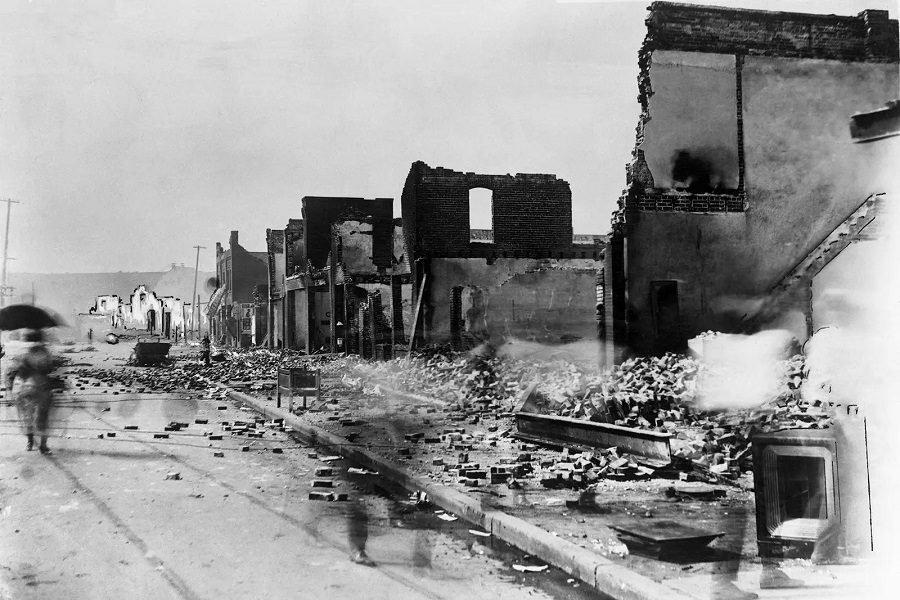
[267,197,409,357]
[401,162,605,350]
[208,231,269,348]
[605,2,899,358]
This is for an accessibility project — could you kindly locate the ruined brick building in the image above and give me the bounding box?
[402,162,604,350]
[605,2,899,357]
[266,197,408,356]
[209,231,268,347]
[261,164,605,358]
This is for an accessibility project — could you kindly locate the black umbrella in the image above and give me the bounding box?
[0,304,65,330]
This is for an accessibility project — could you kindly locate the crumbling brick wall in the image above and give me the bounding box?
[644,3,898,63]
[302,197,392,269]
[401,161,575,259]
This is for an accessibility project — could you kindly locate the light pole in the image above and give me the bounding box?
[1,199,20,308]
[191,244,206,339]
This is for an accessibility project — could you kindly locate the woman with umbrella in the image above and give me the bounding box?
[0,304,63,454]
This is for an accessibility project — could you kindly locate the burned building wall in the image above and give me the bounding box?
[331,218,412,356]
[401,161,574,259]
[612,2,899,355]
[425,258,601,348]
[266,228,285,348]
[302,196,392,269]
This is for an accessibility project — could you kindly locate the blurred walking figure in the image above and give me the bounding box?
[348,500,375,566]
[7,329,55,454]
[200,335,211,366]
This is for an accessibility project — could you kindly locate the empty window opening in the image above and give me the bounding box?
[469,188,493,242]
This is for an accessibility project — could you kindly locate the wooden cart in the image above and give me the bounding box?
[133,336,171,366]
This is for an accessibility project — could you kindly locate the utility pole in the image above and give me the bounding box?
[191,244,206,339]
[1,199,20,308]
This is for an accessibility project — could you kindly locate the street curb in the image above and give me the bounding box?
[226,387,697,600]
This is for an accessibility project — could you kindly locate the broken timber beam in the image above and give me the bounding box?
[513,383,672,464]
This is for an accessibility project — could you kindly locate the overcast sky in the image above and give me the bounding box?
[0,0,895,273]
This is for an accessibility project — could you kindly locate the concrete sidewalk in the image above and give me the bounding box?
[225,385,695,600]
[56,340,878,600]
[221,380,883,600]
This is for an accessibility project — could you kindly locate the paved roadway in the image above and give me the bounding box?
[0,363,603,600]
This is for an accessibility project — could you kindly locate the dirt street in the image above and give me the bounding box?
[0,340,602,600]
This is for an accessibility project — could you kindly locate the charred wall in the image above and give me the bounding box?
[301,196,393,269]
[610,2,899,355]
[424,258,602,348]
[401,162,577,259]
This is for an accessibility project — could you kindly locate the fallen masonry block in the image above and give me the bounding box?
[308,453,318,459]
[165,472,181,480]
[154,434,170,439]
[309,491,335,501]
[124,425,139,430]
[315,467,334,477]
[490,472,511,484]
[241,446,250,452]
[424,437,441,444]
[398,448,412,456]
[217,406,228,410]
[335,493,349,501]
[195,419,209,424]
[461,478,481,487]
[464,470,487,479]
[213,452,225,458]
[513,464,534,478]
[208,435,223,441]
[311,479,334,488]
[107,432,116,438]
[272,448,283,454]
[432,458,444,466]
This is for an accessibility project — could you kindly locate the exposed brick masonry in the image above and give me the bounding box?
[401,162,580,259]
[645,2,899,63]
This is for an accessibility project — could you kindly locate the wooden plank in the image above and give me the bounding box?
[513,382,672,463]
[408,273,427,353]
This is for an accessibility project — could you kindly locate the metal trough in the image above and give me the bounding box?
[513,383,672,465]
[134,336,171,365]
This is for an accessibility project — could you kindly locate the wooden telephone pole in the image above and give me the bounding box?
[0,199,20,307]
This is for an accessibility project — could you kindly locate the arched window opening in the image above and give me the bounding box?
[468,188,493,242]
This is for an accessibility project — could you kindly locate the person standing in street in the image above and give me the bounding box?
[7,329,56,454]
[201,335,211,366]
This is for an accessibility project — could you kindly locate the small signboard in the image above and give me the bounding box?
[277,367,320,412]
[240,303,253,334]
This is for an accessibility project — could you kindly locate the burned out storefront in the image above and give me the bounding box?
[273,197,410,356]
[213,230,269,348]
[401,161,605,351]
[605,2,899,359]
